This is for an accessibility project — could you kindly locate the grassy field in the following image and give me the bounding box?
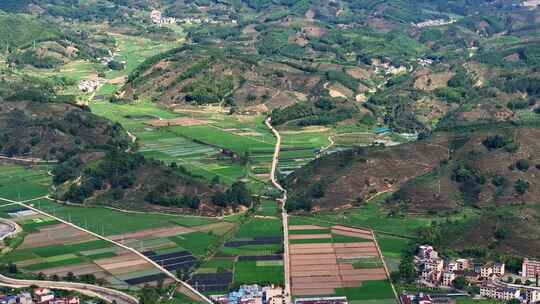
[255,200,279,217]
[233,260,284,285]
[0,164,51,201]
[376,234,410,259]
[169,125,275,155]
[288,193,432,238]
[335,280,395,302]
[234,218,283,238]
[220,244,282,256]
[169,232,221,257]
[32,199,218,235]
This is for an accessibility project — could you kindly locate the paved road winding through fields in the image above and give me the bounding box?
[0,274,138,304]
[265,117,292,304]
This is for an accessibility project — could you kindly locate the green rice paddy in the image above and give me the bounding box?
[234,218,283,238]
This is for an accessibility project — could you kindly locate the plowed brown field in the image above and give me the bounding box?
[289,225,388,297]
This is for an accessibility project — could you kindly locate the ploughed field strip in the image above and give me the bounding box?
[288,225,388,297]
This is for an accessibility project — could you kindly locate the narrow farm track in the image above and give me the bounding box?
[265,117,292,304]
[0,196,212,304]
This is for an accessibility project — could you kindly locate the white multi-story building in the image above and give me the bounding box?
[446,261,458,272]
[442,271,456,286]
[480,264,494,278]
[457,259,470,271]
[480,262,505,278]
[480,283,520,301]
[493,262,506,276]
[417,245,445,285]
[522,289,540,303]
[418,245,434,259]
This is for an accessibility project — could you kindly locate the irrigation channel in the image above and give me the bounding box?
[265,117,292,304]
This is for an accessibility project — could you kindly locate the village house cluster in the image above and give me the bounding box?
[413,17,457,28]
[210,285,284,304]
[414,246,540,303]
[0,288,81,304]
[149,10,237,26]
[416,245,506,288]
[78,78,103,93]
[150,10,177,25]
[400,292,436,304]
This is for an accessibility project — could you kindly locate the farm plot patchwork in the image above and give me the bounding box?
[288,224,394,302]
[194,217,284,294]
[189,272,234,294]
[90,102,272,185]
[0,219,145,286]
[1,199,239,290]
[137,129,247,183]
[277,148,318,176]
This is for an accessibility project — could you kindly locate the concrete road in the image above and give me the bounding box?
[265,117,292,304]
[0,274,138,304]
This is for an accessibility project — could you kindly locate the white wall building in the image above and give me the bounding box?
[480,283,520,301]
